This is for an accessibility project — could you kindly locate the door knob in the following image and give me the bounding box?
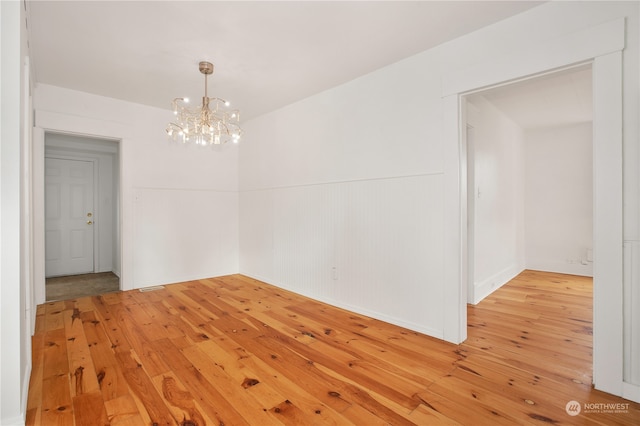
[87,220,93,225]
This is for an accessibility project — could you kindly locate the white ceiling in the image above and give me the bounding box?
[469,65,593,130]
[27,1,544,121]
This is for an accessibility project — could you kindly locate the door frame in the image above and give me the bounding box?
[442,18,625,397]
[33,111,131,309]
[44,154,99,277]
[465,123,476,304]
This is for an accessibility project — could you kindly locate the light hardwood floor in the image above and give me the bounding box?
[26,270,639,425]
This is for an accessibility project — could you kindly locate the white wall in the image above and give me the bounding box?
[241,175,445,335]
[34,84,239,290]
[1,0,31,424]
[239,1,640,394]
[240,52,447,337]
[525,123,593,276]
[466,95,525,304]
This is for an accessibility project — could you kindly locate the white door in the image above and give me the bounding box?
[45,158,95,277]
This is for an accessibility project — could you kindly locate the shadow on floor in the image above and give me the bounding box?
[46,272,120,301]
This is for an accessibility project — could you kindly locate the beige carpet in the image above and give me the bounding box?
[46,272,120,301]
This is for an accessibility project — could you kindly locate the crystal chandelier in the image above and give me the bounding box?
[166,61,242,145]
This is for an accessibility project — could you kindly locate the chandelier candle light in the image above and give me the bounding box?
[166,61,242,145]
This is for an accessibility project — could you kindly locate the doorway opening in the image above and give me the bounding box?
[461,64,597,387]
[44,132,121,301]
[462,63,595,383]
[442,19,624,395]
[463,64,593,305]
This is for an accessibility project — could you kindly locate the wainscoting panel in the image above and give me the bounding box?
[239,188,275,281]
[240,174,445,338]
[133,188,239,287]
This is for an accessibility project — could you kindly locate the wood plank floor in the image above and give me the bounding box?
[26,270,640,425]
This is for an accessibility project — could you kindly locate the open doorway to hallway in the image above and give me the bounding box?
[464,64,593,305]
[44,132,121,301]
[465,64,594,390]
[463,65,595,383]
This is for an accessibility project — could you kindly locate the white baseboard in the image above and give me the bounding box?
[526,259,593,277]
[238,271,444,340]
[623,381,640,403]
[319,295,444,340]
[0,414,24,426]
[20,362,31,424]
[473,264,524,304]
[4,362,33,426]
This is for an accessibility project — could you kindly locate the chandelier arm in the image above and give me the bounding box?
[167,122,185,131]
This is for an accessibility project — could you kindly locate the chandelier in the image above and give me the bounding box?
[166,61,242,145]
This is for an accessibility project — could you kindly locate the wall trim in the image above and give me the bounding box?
[240,273,444,339]
[240,171,444,193]
[19,363,32,426]
[320,295,444,340]
[442,18,625,96]
[525,261,593,277]
[591,51,624,396]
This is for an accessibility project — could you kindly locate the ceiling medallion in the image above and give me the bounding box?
[166,61,242,146]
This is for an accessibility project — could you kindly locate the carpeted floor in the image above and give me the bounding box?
[45,272,120,301]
